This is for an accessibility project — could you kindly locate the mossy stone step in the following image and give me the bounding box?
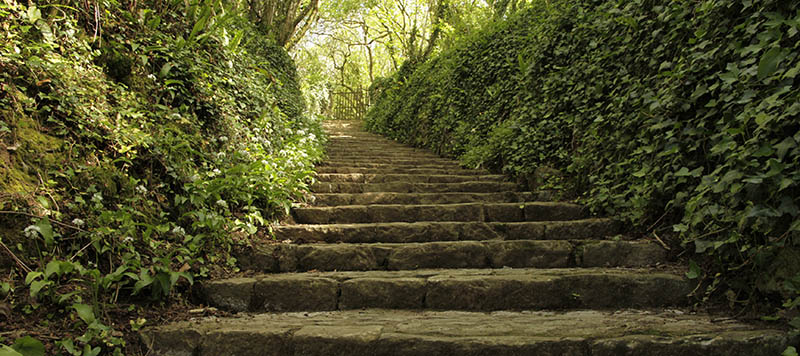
[315,173,506,184]
[273,219,620,243]
[197,268,691,313]
[315,166,489,176]
[317,162,463,170]
[311,192,545,206]
[321,158,462,166]
[311,181,520,194]
[143,309,795,356]
[325,149,441,156]
[235,240,668,273]
[292,202,585,224]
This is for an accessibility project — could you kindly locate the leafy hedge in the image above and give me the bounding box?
[367,0,800,313]
[0,0,322,353]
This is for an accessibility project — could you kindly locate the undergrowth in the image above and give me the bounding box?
[0,0,323,354]
[366,0,800,329]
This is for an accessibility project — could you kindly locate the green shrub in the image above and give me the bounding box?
[367,0,800,314]
[0,0,323,353]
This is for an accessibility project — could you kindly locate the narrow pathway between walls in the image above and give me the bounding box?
[142,120,794,355]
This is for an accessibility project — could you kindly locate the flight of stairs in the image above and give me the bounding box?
[143,120,793,355]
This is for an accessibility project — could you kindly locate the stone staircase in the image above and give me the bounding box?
[143,121,793,355]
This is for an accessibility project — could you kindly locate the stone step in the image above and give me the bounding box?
[196,268,692,313]
[292,202,585,224]
[311,181,520,194]
[315,173,505,184]
[311,192,546,206]
[327,139,408,145]
[321,158,461,166]
[325,148,440,156]
[318,162,462,169]
[274,219,620,243]
[235,240,669,273]
[144,309,795,356]
[315,166,489,176]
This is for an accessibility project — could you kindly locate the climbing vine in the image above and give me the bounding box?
[367,0,800,321]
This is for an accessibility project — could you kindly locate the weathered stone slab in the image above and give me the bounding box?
[274,220,618,244]
[315,166,488,176]
[295,244,382,271]
[251,276,339,312]
[339,278,426,309]
[580,241,668,267]
[199,277,257,313]
[311,181,520,194]
[312,192,542,206]
[485,240,572,268]
[293,202,586,224]
[524,202,586,221]
[424,269,691,310]
[316,173,506,184]
[143,309,796,356]
[386,241,488,270]
[201,268,690,312]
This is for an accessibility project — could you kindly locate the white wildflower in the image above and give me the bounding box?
[71,218,85,227]
[218,136,229,143]
[216,199,228,208]
[135,185,148,194]
[171,226,186,236]
[212,168,222,175]
[122,236,134,243]
[23,225,41,238]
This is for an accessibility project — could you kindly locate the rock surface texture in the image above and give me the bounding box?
[143,121,794,355]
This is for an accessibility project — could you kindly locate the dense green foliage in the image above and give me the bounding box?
[367,0,800,314]
[0,0,322,353]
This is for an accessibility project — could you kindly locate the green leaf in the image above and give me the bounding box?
[12,336,45,356]
[34,219,54,247]
[44,261,60,279]
[783,346,798,356]
[24,272,42,285]
[72,304,96,325]
[29,280,49,298]
[674,167,691,177]
[686,260,701,279]
[757,47,786,80]
[159,62,174,78]
[0,345,23,356]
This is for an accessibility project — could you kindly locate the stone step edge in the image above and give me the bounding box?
[311,181,521,194]
[273,219,621,244]
[235,239,668,273]
[315,173,507,183]
[196,267,692,313]
[292,202,585,224]
[309,192,549,206]
[143,309,795,356]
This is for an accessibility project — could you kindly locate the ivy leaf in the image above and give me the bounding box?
[775,137,796,160]
[675,167,691,177]
[686,260,701,279]
[783,346,798,356]
[12,336,45,356]
[757,47,786,80]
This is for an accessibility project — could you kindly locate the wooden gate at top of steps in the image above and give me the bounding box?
[329,88,369,121]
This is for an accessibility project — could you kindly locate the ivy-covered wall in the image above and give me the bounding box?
[367,0,800,309]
